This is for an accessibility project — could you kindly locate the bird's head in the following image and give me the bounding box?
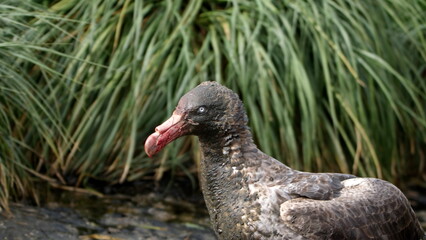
[144,81,247,157]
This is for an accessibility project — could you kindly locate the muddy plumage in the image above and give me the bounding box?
[145,81,425,239]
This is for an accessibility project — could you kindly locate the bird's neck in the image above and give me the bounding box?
[198,125,257,165]
[197,125,259,236]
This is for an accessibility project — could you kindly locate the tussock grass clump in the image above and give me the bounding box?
[0,0,425,211]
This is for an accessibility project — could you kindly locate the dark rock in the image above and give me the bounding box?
[0,203,95,240]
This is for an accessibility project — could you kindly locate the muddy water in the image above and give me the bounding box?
[0,190,216,240]
[1,186,425,239]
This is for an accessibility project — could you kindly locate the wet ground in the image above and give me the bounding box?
[0,179,216,240]
[0,192,215,240]
[0,181,425,240]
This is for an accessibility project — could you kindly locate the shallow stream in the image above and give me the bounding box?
[0,182,425,239]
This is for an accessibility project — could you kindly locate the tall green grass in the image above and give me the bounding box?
[0,0,425,211]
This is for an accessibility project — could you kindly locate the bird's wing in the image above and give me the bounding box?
[280,178,424,239]
[285,172,355,200]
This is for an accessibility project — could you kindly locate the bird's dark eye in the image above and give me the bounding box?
[197,106,207,114]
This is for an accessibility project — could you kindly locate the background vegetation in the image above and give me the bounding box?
[1,0,425,211]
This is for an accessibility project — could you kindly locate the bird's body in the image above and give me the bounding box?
[145,81,425,239]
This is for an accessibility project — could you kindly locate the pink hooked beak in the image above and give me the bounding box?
[144,112,186,157]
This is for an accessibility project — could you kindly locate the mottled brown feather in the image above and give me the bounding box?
[145,82,425,240]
